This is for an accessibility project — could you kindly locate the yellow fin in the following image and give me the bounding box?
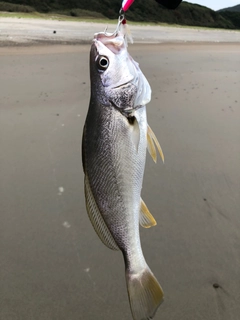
[147,127,157,163]
[147,125,164,163]
[140,198,157,228]
[84,175,119,251]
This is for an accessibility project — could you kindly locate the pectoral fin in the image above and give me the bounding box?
[147,125,164,163]
[140,198,157,228]
[129,115,140,152]
[84,175,119,251]
[147,128,157,163]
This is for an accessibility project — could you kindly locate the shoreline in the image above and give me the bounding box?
[1,39,240,48]
[1,17,240,47]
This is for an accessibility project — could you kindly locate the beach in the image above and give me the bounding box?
[0,18,240,320]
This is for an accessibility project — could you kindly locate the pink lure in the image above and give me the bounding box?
[122,0,135,11]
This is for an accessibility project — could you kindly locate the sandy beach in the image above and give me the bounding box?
[1,17,240,45]
[0,18,240,320]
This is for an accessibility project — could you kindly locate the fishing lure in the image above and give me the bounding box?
[122,0,135,11]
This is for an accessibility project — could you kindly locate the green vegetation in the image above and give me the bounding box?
[0,1,34,12]
[218,4,240,12]
[0,11,111,22]
[218,4,240,29]
[0,0,239,30]
[0,2,107,20]
[219,11,240,29]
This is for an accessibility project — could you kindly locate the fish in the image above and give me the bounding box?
[82,25,164,320]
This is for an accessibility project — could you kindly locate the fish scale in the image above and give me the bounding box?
[85,105,144,243]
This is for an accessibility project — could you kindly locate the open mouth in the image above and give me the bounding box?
[94,29,126,55]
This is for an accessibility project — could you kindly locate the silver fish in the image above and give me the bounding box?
[82,28,164,320]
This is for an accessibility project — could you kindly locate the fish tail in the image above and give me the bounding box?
[125,266,164,320]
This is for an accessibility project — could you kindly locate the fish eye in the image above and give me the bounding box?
[97,56,109,71]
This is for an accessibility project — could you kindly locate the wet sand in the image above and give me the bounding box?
[0,42,240,320]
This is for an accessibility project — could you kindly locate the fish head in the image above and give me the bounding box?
[90,31,151,112]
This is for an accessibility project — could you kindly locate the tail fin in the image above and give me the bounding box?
[126,267,164,320]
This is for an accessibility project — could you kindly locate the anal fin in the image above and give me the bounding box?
[140,198,157,228]
[147,125,164,163]
[84,175,119,251]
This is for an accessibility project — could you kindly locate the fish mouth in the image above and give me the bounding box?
[93,32,125,55]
